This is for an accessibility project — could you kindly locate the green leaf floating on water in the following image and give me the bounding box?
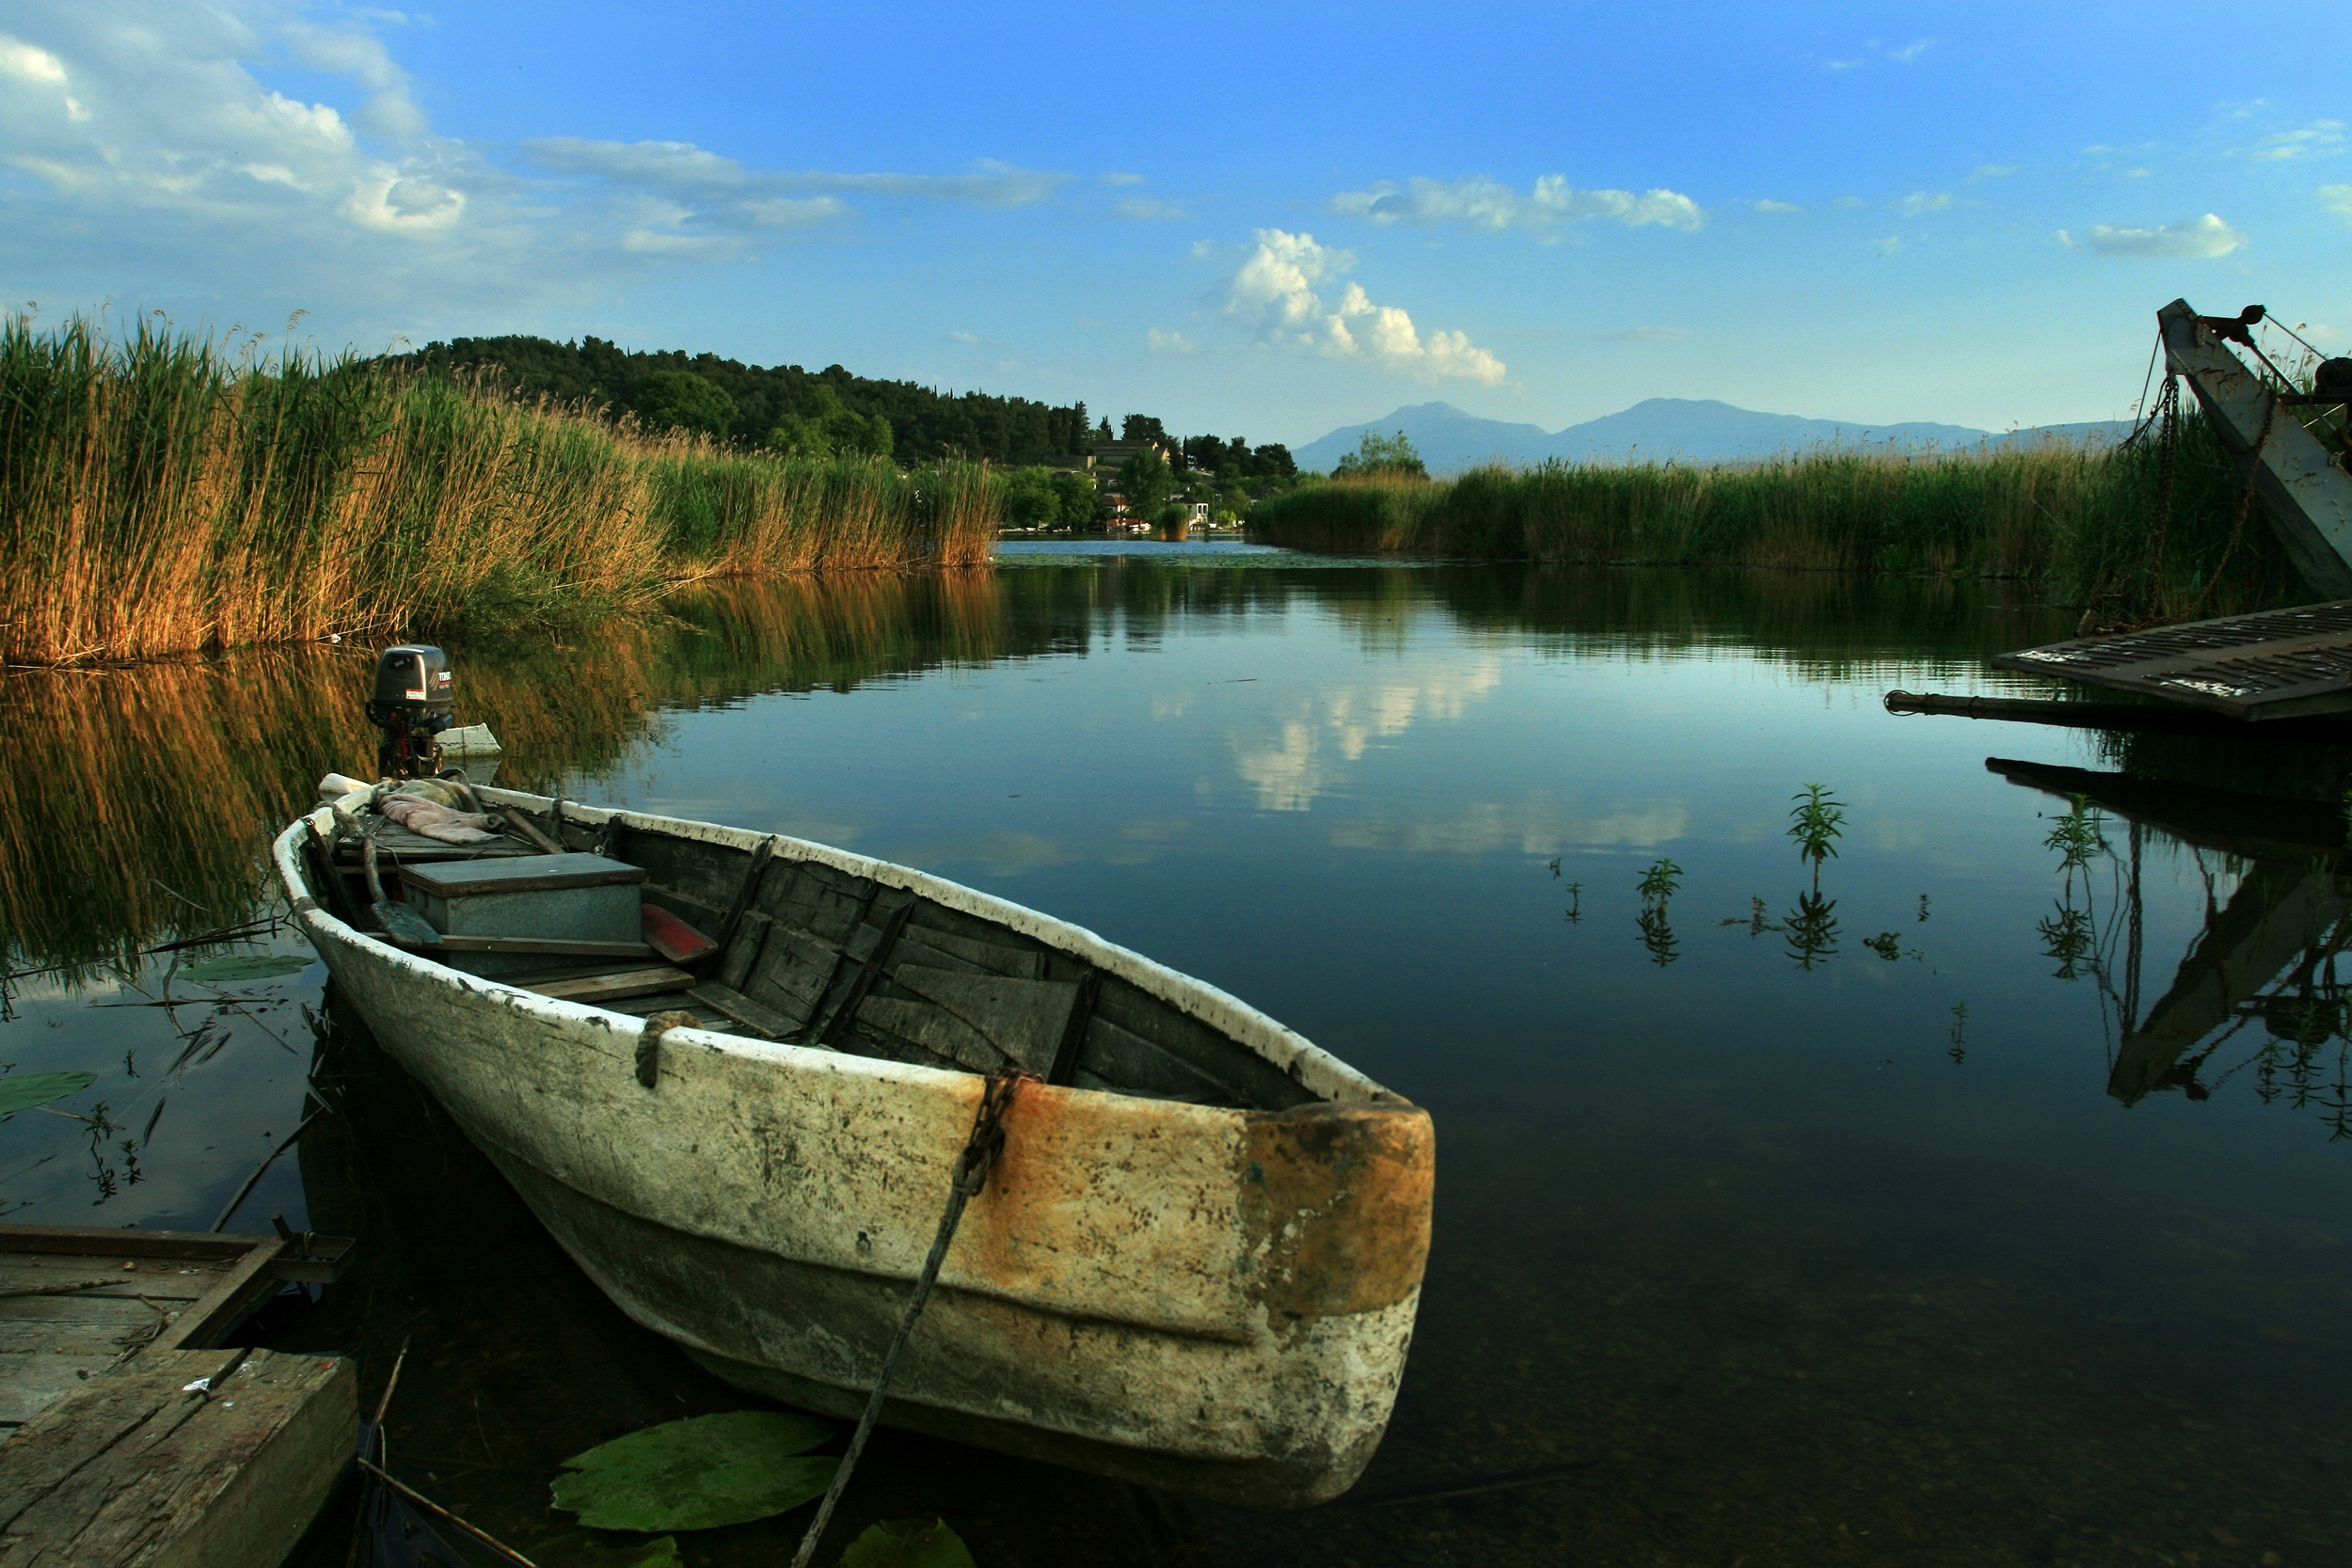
[551,1411,836,1531]
[618,1539,682,1568]
[176,954,314,982]
[842,1518,977,1568]
[0,1072,97,1116]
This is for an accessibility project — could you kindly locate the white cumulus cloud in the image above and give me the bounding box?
[2058,214,2246,259]
[2322,185,2352,223]
[2248,121,2344,161]
[1752,198,1802,214]
[1224,229,1504,386]
[0,4,1084,339]
[0,6,499,278]
[1331,175,1705,233]
[1895,191,1952,214]
[0,33,68,81]
[1146,327,1194,354]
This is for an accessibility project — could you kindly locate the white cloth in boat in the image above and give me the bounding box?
[379,790,498,844]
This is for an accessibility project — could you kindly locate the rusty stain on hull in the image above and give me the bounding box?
[1239,1104,1435,1322]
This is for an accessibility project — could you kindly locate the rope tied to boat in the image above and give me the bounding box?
[788,1064,1038,1568]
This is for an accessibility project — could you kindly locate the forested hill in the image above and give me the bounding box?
[389,335,1095,467]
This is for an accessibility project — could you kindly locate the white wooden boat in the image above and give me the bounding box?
[271,787,1433,1508]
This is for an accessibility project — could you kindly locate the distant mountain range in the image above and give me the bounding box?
[1291,400,2136,476]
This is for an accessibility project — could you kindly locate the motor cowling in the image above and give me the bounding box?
[366,644,456,779]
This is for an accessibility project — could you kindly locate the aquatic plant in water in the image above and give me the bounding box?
[1636,904,1680,967]
[1783,891,1839,970]
[843,1518,978,1567]
[2042,795,2106,882]
[2036,903,2095,979]
[1788,784,1845,888]
[551,1411,838,1530]
[1637,858,1684,905]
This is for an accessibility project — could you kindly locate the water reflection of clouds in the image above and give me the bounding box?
[1228,657,1505,812]
[1331,793,1691,856]
[892,832,1074,878]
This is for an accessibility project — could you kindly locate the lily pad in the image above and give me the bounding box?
[176,954,314,982]
[615,1539,682,1568]
[0,1072,97,1117]
[552,1411,836,1531]
[843,1518,977,1568]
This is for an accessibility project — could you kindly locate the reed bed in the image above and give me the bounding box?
[0,316,998,667]
[1250,420,2306,623]
[0,572,1019,975]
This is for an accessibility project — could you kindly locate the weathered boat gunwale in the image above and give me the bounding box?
[268,791,1434,1508]
[460,786,1396,1107]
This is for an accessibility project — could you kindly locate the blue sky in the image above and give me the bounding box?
[3,1,2346,444]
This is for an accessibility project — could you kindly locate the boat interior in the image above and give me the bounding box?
[302,794,1321,1113]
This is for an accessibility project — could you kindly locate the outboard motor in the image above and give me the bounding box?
[366,644,455,779]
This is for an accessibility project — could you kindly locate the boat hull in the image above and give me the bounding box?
[273,807,1432,1508]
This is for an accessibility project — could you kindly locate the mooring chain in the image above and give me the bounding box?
[788,1065,1038,1568]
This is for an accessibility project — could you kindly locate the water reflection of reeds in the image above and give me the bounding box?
[0,572,1022,975]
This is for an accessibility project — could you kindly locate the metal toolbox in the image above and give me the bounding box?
[399,852,645,943]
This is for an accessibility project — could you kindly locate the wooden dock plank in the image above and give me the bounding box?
[1990,599,2352,720]
[0,1348,353,1567]
[0,1357,107,1429]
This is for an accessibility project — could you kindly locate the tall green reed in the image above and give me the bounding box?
[1250,420,2306,623]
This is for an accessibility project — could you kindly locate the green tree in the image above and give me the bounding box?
[1117,450,1172,518]
[1048,468,1098,528]
[1000,467,1059,528]
[1332,428,1427,480]
[765,385,893,460]
[636,371,737,439]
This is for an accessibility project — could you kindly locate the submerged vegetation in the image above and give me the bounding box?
[1251,416,2310,622]
[0,316,997,666]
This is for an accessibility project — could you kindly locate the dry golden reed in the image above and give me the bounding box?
[0,316,998,667]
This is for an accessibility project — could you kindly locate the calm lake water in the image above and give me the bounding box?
[5,542,2350,1567]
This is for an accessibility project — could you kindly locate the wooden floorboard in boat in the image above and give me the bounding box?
[900,919,1048,978]
[594,830,1313,1110]
[1093,977,1314,1109]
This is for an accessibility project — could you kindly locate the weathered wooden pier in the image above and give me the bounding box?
[0,1224,357,1566]
[1897,297,2352,730]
